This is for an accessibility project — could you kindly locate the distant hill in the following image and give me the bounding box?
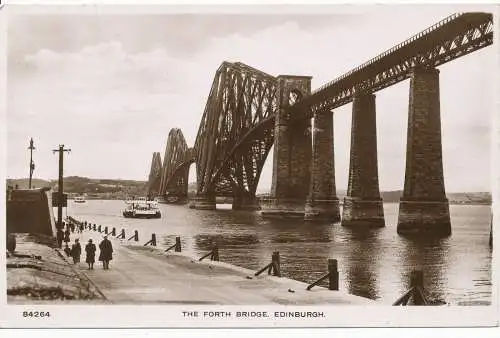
[7,176,148,200]
[257,189,491,205]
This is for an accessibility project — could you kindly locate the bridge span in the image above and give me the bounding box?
[147,12,493,237]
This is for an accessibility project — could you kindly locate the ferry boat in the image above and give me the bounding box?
[74,195,86,203]
[122,197,161,219]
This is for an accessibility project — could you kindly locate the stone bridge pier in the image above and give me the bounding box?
[261,75,312,218]
[342,90,385,227]
[304,110,341,222]
[397,67,451,236]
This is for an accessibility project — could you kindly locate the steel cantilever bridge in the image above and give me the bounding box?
[147,12,493,236]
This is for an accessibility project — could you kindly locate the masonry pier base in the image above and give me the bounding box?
[193,195,216,210]
[397,200,451,237]
[232,195,261,211]
[304,198,341,222]
[341,197,385,227]
[260,198,306,219]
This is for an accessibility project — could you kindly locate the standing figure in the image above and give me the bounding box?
[85,239,96,270]
[70,239,81,264]
[99,236,113,270]
[63,244,71,256]
[64,228,71,244]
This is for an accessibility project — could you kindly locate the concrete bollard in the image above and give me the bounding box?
[328,259,339,291]
[175,236,181,252]
[7,234,16,253]
[272,251,281,277]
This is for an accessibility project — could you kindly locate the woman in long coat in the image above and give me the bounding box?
[99,236,113,270]
[85,239,96,270]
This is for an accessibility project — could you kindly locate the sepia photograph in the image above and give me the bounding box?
[2,2,498,328]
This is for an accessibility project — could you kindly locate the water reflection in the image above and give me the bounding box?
[262,218,335,285]
[398,236,449,304]
[343,227,381,300]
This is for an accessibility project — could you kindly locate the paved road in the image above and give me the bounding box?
[67,230,374,305]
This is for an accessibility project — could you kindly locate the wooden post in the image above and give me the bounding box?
[272,251,281,277]
[134,230,139,242]
[490,216,493,248]
[7,234,16,253]
[98,225,102,233]
[111,227,116,236]
[120,229,125,239]
[151,233,157,246]
[104,226,108,235]
[93,224,96,231]
[212,245,219,261]
[175,236,181,252]
[84,221,87,230]
[328,259,339,291]
[410,270,423,288]
[410,270,425,305]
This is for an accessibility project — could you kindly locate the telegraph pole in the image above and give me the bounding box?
[53,144,71,247]
[28,138,35,189]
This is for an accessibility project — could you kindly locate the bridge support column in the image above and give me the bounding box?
[193,193,216,210]
[304,111,340,222]
[232,194,260,211]
[342,91,384,228]
[261,75,312,219]
[397,67,450,237]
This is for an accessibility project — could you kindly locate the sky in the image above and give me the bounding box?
[6,5,497,193]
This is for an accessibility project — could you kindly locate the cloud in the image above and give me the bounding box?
[7,9,496,193]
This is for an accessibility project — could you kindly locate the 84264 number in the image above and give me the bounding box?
[23,311,50,318]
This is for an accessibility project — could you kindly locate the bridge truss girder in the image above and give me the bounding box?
[147,152,163,197]
[295,12,493,117]
[159,129,190,197]
[194,62,279,197]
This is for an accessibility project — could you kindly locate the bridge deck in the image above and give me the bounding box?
[295,12,493,116]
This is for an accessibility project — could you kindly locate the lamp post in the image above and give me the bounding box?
[28,138,35,189]
[52,144,71,247]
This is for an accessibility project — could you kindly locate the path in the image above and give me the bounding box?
[66,229,374,305]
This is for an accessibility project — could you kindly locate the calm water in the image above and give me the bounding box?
[64,200,492,305]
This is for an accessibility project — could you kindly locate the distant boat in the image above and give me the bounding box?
[123,197,161,219]
[74,195,86,203]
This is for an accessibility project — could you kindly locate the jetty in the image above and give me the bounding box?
[32,222,373,305]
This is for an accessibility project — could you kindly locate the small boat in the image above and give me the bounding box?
[74,195,86,203]
[123,197,161,219]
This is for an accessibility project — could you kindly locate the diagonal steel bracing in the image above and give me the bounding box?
[147,152,163,197]
[159,129,191,198]
[194,62,279,197]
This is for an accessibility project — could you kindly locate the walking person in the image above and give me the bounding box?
[70,239,81,264]
[85,239,96,270]
[99,236,113,270]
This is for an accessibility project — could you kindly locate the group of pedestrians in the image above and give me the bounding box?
[64,236,114,270]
